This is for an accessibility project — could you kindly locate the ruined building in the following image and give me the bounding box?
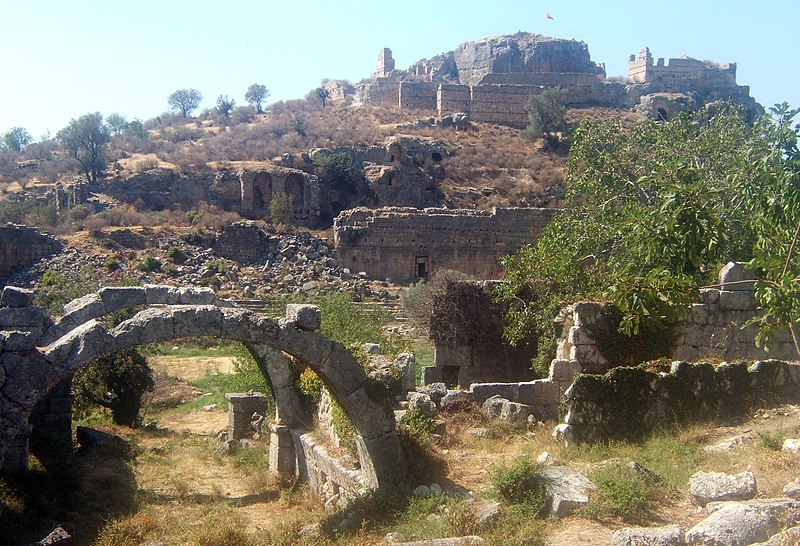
[333,206,556,282]
[343,33,761,126]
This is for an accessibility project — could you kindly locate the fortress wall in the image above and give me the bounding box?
[470,84,539,127]
[399,81,439,110]
[333,207,556,281]
[358,80,402,107]
[0,225,62,282]
[438,84,471,116]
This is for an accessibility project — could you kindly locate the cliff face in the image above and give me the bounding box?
[412,32,605,86]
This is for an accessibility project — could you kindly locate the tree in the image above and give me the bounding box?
[124,118,147,139]
[3,127,33,152]
[244,83,270,114]
[73,348,154,426]
[269,192,294,226]
[167,88,203,117]
[56,112,111,184]
[105,113,128,135]
[524,87,569,150]
[316,86,331,109]
[215,94,236,119]
[497,104,754,365]
[313,150,363,192]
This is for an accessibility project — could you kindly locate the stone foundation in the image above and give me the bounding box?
[0,225,62,282]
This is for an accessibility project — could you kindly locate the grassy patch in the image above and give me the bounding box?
[585,463,655,523]
[491,456,548,516]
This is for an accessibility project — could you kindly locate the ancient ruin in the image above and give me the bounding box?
[0,224,62,280]
[343,32,762,126]
[333,206,556,281]
[0,285,405,500]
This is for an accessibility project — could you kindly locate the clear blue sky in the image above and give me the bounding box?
[2,0,798,139]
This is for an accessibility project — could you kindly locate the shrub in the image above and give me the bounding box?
[492,457,549,515]
[166,246,187,263]
[135,255,162,272]
[105,257,121,271]
[586,463,655,522]
[756,430,785,451]
[269,192,294,226]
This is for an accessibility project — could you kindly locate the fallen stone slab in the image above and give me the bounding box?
[611,524,685,546]
[689,470,757,506]
[473,499,501,530]
[686,499,800,546]
[541,465,596,516]
[703,435,748,454]
[76,426,130,457]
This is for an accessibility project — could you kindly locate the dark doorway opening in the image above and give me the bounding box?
[657,108,668,122]
[415,256,429,278]
[431,152,443,163]
[442,366,459,388]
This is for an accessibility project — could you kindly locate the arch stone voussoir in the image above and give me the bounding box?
[172,305,223,339]
[111,307,175,349]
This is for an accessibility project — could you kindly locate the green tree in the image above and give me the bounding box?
[56,112,111,184]
[497,105,754,364]
[269,192,294,226]
[124,118,147,139]
[244,83,270,114]
[315,86,331,109]
[3,126,33,152]
[105,113,128,135]
[167,88,203,117]
[73,348,155,426]
[215,94,236,119]
[524,87,569,150]
[313,150,363,192]
[741,103,800,352]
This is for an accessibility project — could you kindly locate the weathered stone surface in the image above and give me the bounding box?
[611,524,685,546]
[541,465,596,516]
[689,470,757,506]
[686,499,800,546]
[30,525,73,545]
[784,479,800,499]
[393,353,417,391]
[720,262,757,291]
[473,499,502,530]
[703,435,749,454]
[418,382,448,405]
[1,331,35,353]
[76,426,130,455]
[750,525,800,546]
[471,383,519,406]
[1,286,35,308]
[112,307,174,348]
[286,304,322,331]
[0,306,50,328]
[143,284,182,305]
[782,439,800,454]
[500,401,531,425]
[439,389,474,410]
[392,538,484,546]
[62,293,104,323]
[482,395,507,419]
[407,392,437,418]
[98,286,146,313]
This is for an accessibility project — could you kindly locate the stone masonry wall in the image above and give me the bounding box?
[333,207,557,281]
[0,225,62,283]
[399,81,439,110]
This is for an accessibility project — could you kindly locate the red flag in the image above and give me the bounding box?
[546,12,554,20]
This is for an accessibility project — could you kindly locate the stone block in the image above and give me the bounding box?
[98,286,146,313]
[62,293,104,323]
[1,286,35,308]
[285,304,322,331]
[700,288,720,305]
[518,381,543,405]
[482,395,507,419]
[172,305,222,339]
[539,381,561,406]
[567,326,593,345]
[569,344,607,367]
[689,470,757,506]
[541,465,596,516]
[355,431,406,488]
[549,359,582,383]
[225,392,268,415]
[144,284,182,305]
[471,382,519,405]
[500,401,531,425]
[718,290,757,311]
[1,330,35,352]
[719,261,757,291]
[269,423,296,476]
[178,287,216,305]
[0,306,50,328]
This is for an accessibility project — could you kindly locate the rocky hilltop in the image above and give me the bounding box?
[409,32,606,86]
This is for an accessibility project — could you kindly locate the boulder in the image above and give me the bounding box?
[1,286,35,308]
[750,525,800,546]
[473,499,501,530]
[482,395,506,419]
[784,479,800,499]
[611,524,685,546]
[285,304,321,331]
[439,390,474,410]
[686,499,800,546]
[782,439,800,454]
[407,392,437,418]
[76,426,130,457]
[29,526,73,545]
[689,470,757,506]
[541,465,596,516]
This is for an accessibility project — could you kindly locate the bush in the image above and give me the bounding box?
[135,256,161,272]
[73,348,155,426]
[492,457,549,516]
[586,463,655,522]
[166,246,187,263]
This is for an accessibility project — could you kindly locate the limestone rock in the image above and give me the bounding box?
[703,435,748,454]
[611,524,685,546]
[784,479,800,499]
[285,304,321,331]
[482,395,506,419]
[1,286,35,308]
[541,465,596,516]
[689,470,757,506]
[685,499,800,546]
[76,426,130,456]
[782,439,800,454]
[393,352,417,391]
[407,392,437,418]
[29,526,73,545]
[393,538,484,546]
[473,499,501,530]
[500,401,531,425]
[418,382,447,405]
[439,390,474,410]
[750,525,800,545]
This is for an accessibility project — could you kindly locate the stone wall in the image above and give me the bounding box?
[561,359,800,443]
[628,47,737,86]
[333,207,557,281]
[399,82,439,110]
[293,430,368,511]
[356,79,401,107]
[0,225,62,283]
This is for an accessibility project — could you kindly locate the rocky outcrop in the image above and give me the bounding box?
[410,32,605,87]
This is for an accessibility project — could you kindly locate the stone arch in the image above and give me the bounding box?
[0,286,405,490]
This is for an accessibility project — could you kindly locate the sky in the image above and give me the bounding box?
[1,0,798,139]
